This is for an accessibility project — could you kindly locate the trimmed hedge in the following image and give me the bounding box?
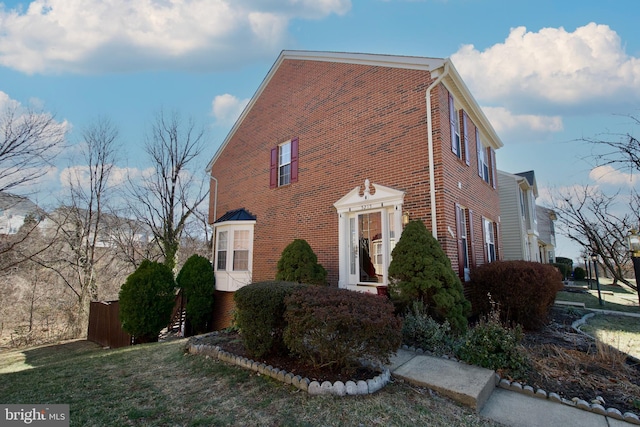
[283,286,402,374]
[234,281,307,358]
[176,254,215,335]
[275,239,328,285]
[119,260,176,343]
[469,260,563,330]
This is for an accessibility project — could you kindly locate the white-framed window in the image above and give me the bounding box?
[478,138,490,183]
[483,218,497,263]
[233,229,250,271]
[215,224,254,272]
[278,141,291,186]
[216,231,228,270]
[449,93,461,159]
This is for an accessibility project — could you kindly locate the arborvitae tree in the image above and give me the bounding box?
[119,260,176,343]
[388,220,470,332]
[275,239,327,285]
[176,254,215,335]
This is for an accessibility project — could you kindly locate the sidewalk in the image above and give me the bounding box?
[387,349,639,427]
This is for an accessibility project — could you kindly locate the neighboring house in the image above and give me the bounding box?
[536,206,557,263]
[497,170,540,262]
[43,207,152,249]
[207,51,504,328]
[0,192,43,235]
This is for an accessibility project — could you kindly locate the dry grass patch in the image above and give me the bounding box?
[0,338,501,426]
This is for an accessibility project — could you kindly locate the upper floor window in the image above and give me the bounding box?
[279,142,291,186]
[449,94,461,158]
[270,137,299,188]
[476,130,497,188]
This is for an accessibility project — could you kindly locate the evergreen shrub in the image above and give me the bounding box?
[275,239,327,285]
[119,260,176,343]
[234,281,307,358]
[388,220,470,332]
[470,260,563,330]
[283,286,402,374]
[573,266,586,281]
[176,254,215,335]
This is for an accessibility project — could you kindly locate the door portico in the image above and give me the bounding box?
[334,180,405,293]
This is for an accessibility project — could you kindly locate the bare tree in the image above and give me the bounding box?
[585,114,640,175]
[0,104,67,193]
[128,110,208,271]
[38,118,121,337]
[550,185,637,289]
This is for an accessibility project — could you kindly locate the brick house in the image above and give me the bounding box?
[207,51,503,328]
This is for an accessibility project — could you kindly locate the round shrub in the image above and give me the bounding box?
[469,260,563,330]
[283,286,402,374]
[388,220,470,332]
[455,309,530,380]
[119,260,176,343]
[234,281,308,358]
[402,300,453,355]
[176,254,215,335]
[275,239,328,285]
[573,266,586,281]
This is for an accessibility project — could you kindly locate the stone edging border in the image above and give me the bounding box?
[186,335,390,396]
[401,343,640,425]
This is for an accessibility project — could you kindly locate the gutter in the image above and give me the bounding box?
[425,61,449,240]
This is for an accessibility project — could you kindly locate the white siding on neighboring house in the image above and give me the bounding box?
[536,206,557,263]
[498,170,540,262]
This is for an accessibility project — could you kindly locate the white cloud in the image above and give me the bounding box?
[589,165,639,186]
[60,165,153,190]
[451,23,640,111]
[482,106,563,142]
[211,94,250,126]
[0,0,351,74]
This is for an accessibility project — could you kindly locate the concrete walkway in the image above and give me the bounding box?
[387,349,639,426]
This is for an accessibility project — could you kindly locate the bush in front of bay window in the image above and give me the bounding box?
[388,220,470,333]
[283,286,402,375]
[275,239,328,285]
[469,260,563,330]
[233,281,307,358]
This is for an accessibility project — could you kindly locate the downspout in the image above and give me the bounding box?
[425,61,450,240]
[209,176,218,265]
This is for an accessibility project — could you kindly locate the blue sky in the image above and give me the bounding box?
[1,0,639,261]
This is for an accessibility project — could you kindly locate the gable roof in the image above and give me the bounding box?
[206,50,503,173]
[214,208,256,223]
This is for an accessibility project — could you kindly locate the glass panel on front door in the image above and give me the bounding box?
[357,212,383,283]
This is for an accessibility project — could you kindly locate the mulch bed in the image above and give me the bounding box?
[194,331,381,384]
[194,307,640,415]
[520,307,640,416]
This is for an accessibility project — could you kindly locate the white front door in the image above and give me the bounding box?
[335,180,404,293]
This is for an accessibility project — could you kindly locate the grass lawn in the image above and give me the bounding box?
[0,339,500,427]
[580,314,640,361]
[556,280,640,313]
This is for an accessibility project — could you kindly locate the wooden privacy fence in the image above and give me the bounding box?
[87,300,132,349]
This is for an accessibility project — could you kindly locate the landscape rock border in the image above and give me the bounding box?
[186,333,391,396]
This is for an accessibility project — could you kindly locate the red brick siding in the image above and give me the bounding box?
[211,290,235,331]
[210,59,500,287]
